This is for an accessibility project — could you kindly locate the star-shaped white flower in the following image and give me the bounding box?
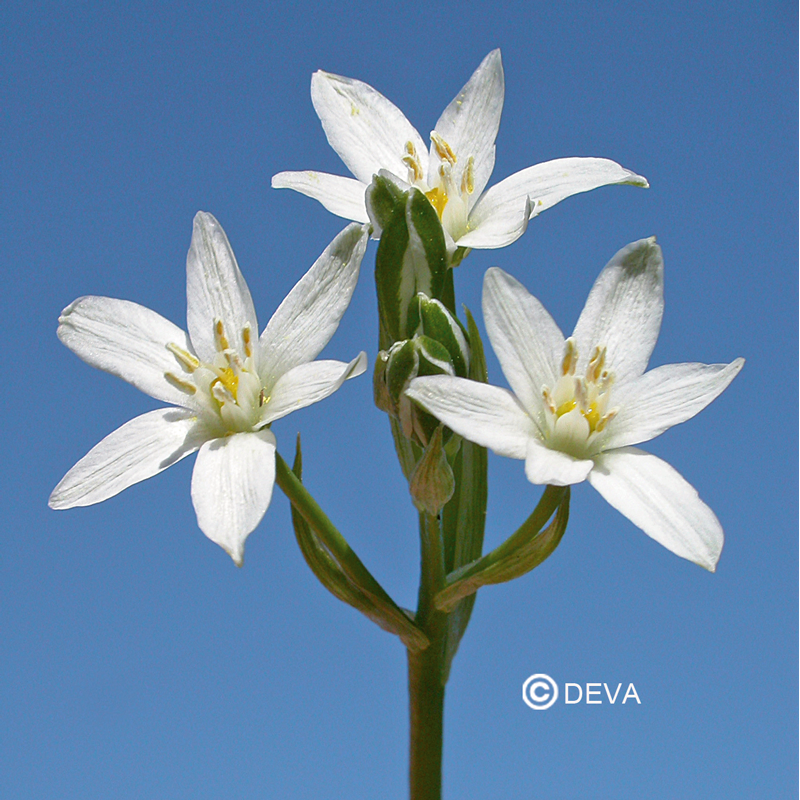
[407,239,743,570]
[272,50,648,252]
[50,213,369,566]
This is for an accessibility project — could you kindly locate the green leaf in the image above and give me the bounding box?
[435,486,570,612]
[280,442,429,652]
[439,306,489,679]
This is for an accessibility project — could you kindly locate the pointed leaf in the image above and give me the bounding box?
[276,450,429,651]
[439,307,489,678]
[436,486,569,611]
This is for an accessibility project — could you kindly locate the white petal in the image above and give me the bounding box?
[271,171,370,223]
[261,353,367,424]
[406,375,536,459]
[186,211,258,363]
[49,408,203,509]
[482,267,564,420]
[457,195,532,249]
[572,237,663,384]
[524,437,594,486]
[57,296,199,408]
[311,70,428,186]
[588,448,723,571]
[432,49,504,201]
[191,429,277,567]
[464,157,648,248]
[605,359,745,450]
[259,223,369,385]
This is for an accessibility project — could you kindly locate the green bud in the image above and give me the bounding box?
[375,335,455,446]
[409,426,455,514]
[413,294,470,378]
[373,177,449,344]
[365,170,407,235]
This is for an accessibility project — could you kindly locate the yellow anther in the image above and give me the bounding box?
[242,326,253,359]
[542,387,556,414]
[259,389,269,407]
[562,338,578,376]
[214,319,229,351]
[164,372,197,395]
[461,156,475,195]
[431,131,457,165]
[425,185,449,219]
[402,154,424,183]
[166,342,199,373]
[596,408,618,433]
[587,346,606,383]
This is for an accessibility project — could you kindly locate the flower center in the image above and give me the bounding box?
[164,319,265,434]
[402,135,475,239]
[541,338,617,459]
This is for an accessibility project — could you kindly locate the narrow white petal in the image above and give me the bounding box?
[588,448,723,571]
[191,429,277,567]
[432,49,504,201]
[465,157,648,247]
[605,359,745,449]
[311,70,428,186]
[271,171,370,223]
[456,195,532,249]
[186,212,258,363]
[524,438,594,486]
[259,223,369,385]
[406,375,536,459]
[483,267,564,420]
[261,353,367,424]
[572,237,663,384]
[57,296,199,408]
[49,408,203,509]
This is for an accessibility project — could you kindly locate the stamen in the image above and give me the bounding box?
[164,372,197,395]
[224,349,244,372]
[542,387,556,414]
[402,141,424,182]
[431,131,457,165]
[596,408,618,432]
[166,342,200,373]
[461,156,474,195]
[211,381,234,405]
[562,338,578,376]
[587,346,606,383]
[259,389,269,407]
[242,325,253,359]
[214,319,229,352]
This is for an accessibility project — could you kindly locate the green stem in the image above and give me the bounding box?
[408,511,448,800]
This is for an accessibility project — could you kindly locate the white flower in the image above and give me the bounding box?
[50,213,369,566]
[407,239,743,570]
[272,50,648,252]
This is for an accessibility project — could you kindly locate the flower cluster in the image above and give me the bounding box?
[52,50,741,579]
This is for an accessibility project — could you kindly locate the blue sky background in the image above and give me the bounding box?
[2,1,796,798]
